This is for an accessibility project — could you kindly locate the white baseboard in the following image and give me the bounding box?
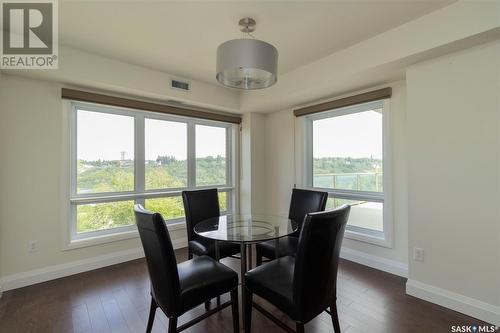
[406,279,500,326]
[1,240,406,292]
[1,237,187,292]
[340,246,408,278]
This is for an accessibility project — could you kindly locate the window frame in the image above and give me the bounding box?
[65,101,238,249]
[303,99,393,247]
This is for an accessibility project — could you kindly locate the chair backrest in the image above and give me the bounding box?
[288,188,328,236]
[292,205,350,322]
[182,189,220,242]
[134,204,181,316]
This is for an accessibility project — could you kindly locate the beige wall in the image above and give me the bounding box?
[406,41,500,307]
[240,113,267,215]
[4,46,240,113]
[260,42,500,322]
[240,0,500,113]
[263,109,295,216]
[262,81,409,266]
[0,75,186,281]
[0,73,258,287]
[0,45,241,286]
[0,8,498,323]
[240,114,252,215]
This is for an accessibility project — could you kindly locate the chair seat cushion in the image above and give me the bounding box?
[256,236,298,260]
[189,238,240,259]
[245,256,297,319]
[178,255,238,312]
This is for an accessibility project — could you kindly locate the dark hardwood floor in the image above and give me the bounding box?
[0,247,490,333]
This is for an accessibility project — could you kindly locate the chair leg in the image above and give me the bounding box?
[168,317,177,333]
[146,298,157,333]
[256,251,262,266]
[244,288,253,332]
[204,300,210,311]
[230,288,240,333]
[296,322,305,333]
[330,302,341,333]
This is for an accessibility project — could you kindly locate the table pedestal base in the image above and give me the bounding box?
[240,242,247,329]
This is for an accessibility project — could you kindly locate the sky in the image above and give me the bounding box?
[77,108,381,161]
[77,110,225,161]
[313,110,382,159]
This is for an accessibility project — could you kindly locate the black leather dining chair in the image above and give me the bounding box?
[134,204,239,333]
[256,188,328,265]
[182,189,240,260]
[244,205,350,333]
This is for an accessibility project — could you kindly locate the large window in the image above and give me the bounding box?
[305,100,391,246]
[69,102,237,243]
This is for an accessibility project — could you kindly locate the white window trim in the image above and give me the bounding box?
[302,99,393,248]
[61,100,239,250]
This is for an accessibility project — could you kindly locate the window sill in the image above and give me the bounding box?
[62,221,187,251]
[344,229,392,248]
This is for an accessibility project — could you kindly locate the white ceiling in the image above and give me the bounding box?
[60,0,455,85]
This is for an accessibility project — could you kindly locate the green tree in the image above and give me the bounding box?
[76,156,228,233]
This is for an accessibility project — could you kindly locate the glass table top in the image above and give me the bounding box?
[194,214,298,243]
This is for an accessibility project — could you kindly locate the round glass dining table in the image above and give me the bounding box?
[194,214,297,327]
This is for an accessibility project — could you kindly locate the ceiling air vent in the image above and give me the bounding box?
[171,79,190,91]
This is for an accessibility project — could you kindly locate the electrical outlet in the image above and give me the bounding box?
[413,247,424,262]
[28,240,38,253]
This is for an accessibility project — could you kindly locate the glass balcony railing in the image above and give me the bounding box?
[313,172,383,192]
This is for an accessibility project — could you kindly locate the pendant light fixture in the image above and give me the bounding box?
[216,17,278,90]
